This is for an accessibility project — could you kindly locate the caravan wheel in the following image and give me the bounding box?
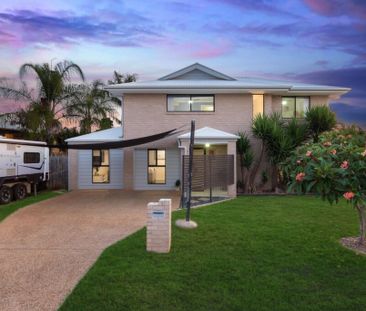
[0,186,13,204]
[13,183,27,200]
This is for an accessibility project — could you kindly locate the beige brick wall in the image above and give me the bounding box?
[310,95,329,107]
[146,199,171,253]
[123,93,253,144]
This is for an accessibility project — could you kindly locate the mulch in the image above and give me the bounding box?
[340,237,366,255]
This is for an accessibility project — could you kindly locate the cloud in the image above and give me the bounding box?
[303,0,366,19]
[0,9,162,47]
[189,40,233,58]
[210,0,299,18]
[290,67,366,127]
[206,18,366,65]
[330,103,366,128]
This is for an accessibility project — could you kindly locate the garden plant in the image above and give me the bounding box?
[282,126,366,247]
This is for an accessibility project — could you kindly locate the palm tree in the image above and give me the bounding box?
[67,80,121,133]
[18,60,84,115]
[108,71,137,84]
[250,114,275,190]
[237,132,253,193]
[0,60,84,142]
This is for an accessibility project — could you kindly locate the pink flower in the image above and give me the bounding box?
[330,149,337,155]
[306,151,312,157]
[362,150,366,157]
[340,161,349,169]
[343,192,355,201]
[323,141,332,147]
[296,160,302,165]
[296,172,305,182]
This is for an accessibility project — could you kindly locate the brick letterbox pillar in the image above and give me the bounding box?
[147,198,172,253]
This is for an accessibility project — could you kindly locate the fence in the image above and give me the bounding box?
[48,154,68,190]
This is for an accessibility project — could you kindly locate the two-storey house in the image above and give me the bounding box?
[66,63,350,198]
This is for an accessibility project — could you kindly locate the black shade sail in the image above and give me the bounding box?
[1,129,178,149]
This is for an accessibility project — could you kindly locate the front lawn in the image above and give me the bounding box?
[0,190,61,222]
[60,196,366,311]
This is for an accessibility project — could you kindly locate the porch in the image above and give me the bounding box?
[177,127,239,202]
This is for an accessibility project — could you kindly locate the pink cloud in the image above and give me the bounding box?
[189,40,233,58]
[303,0,338,16]
[303,0,366,19]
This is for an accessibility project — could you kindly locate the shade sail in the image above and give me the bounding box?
[1,129,178,149]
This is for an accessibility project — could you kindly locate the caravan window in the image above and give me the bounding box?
[24,152,40,164]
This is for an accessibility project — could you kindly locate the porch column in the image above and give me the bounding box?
[227,141,237,197]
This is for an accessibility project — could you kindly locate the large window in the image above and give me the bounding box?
[24,152,40,164]
[252,95,264,118]
[92,149,110,183]
[167,95,214,112]
[282,97,310,119]
[148,149,166,184]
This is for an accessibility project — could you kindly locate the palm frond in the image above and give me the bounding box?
[56,60,85,81]
[0,79,33,101]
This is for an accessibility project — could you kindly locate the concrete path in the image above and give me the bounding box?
[0,190,179,311]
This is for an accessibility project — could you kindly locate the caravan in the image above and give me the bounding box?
[0,137,49,203]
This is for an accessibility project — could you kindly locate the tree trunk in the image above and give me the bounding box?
[244,168,249,193]
[249,142,264,192]
[271,165,278,191]
[356,204,366,245]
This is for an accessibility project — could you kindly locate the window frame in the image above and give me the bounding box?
[92,149,110,184]
[23,152,40,164]
[147,149,166,184]
[166,95,215,112]
[281,96,311,119]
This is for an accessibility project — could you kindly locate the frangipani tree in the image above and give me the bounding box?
[282,127,366,245]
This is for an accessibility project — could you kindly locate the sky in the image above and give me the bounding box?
[0,0,365,127]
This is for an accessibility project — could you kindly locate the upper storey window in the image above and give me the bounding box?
[167,95,214,112]
[282,96,310,119]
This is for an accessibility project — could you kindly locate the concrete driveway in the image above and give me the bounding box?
[0,190,179,311]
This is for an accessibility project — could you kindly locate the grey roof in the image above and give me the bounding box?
[105,63,351,96]
[158,63,236,81]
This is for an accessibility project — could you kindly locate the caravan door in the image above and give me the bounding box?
[17,146,46,177]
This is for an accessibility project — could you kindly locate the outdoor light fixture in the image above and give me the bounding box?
[205,143,210,148]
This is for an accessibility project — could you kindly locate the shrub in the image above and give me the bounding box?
[281,127,366,244]
[252,114,309,190]
[305,106,336,142]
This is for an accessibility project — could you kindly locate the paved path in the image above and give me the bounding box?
[0,190,179,311]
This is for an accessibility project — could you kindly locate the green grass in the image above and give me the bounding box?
[0,190,61,222]
[60,196,366,311]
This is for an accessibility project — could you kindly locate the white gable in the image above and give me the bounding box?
[158,63,236,81]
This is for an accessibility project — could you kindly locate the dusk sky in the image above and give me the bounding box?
[0,0,365,127]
